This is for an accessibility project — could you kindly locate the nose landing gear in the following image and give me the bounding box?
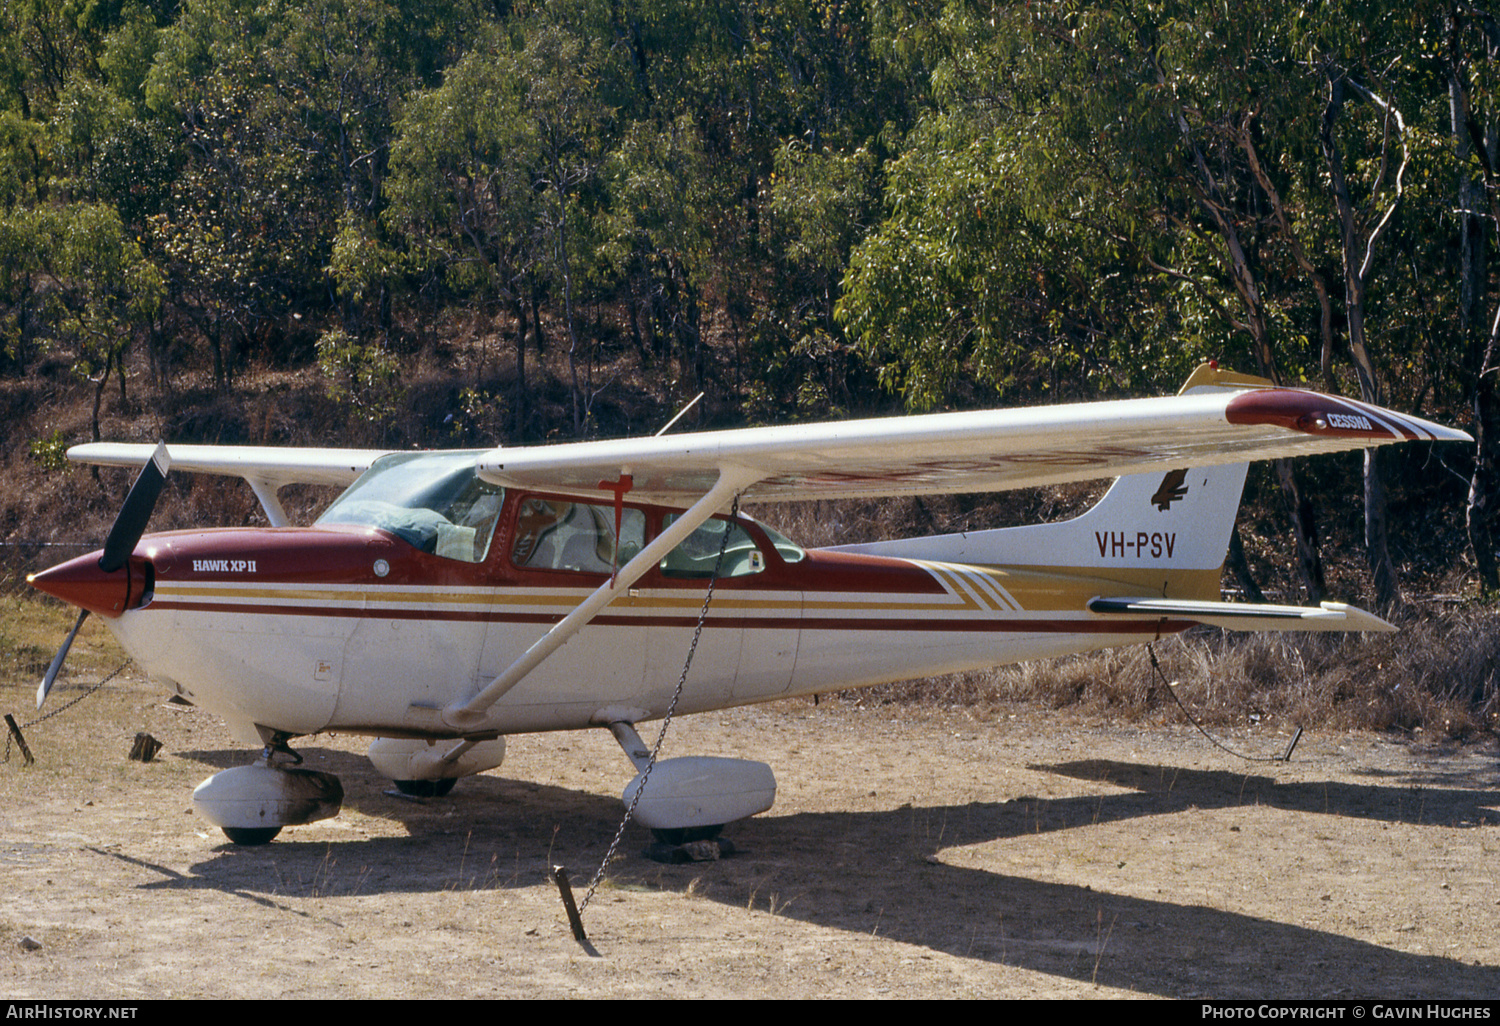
[191,734,343,845]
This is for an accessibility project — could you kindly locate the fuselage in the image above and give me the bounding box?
[33,487,1184,745]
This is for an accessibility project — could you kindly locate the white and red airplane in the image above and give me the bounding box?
[27,363,1469,845]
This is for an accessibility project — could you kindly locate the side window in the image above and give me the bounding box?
[660,515,766,578]
[511,498,645,574]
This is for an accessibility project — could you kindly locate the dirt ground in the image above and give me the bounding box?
[1,670,1497,1000]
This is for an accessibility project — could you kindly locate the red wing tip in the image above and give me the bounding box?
[1225,389,1468,443]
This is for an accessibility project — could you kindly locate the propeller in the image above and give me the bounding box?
[37,608,89,709]
[99,442,171,573]
[36,442,170,708]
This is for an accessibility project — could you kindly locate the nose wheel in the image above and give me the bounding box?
[192,736,343,845]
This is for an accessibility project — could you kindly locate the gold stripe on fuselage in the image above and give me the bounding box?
[151,559,1222,621]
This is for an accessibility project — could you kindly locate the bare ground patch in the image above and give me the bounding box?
[2,669,1497,1000]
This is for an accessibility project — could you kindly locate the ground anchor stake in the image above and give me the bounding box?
[5,714,34,765]
[552,865,598,956]
[1280,726,1303,763]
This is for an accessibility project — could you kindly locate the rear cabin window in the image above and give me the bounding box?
[659,515,766,578]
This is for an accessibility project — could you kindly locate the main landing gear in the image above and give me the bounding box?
[190,734,343,846]
[367,736,507,798]
[605,721,775,860]
[188,723,771,854]
[190,734,509,845]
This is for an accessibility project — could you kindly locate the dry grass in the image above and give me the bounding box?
[841,606,1500,740]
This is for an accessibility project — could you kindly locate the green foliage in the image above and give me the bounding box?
[329,213,401,306]
[0,201,161,381]
[0,0,1472,461]
[28,428,69,472]
[316,327,401,423]
[768,139,875,278]
[386,32,543,294]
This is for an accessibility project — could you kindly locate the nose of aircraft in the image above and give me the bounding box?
[28,550,146,617]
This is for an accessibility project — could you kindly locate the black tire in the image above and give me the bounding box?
[222,826,281,845]
[394,778,457,797]
[650,824,724,845]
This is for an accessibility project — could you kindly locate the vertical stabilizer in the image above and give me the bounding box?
[827,462,1249,577]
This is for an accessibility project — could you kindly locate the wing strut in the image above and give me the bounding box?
[440,464,763,730]
[245,477,290,527]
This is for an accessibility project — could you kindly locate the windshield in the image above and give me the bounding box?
[317,451,504,563]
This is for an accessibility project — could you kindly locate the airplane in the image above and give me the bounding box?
[26,362,1470,847]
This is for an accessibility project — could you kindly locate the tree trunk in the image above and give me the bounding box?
[1321,70,1408,612]
[1161,68,1328,603]
[1226,526,1268,604]
[513,294,528,438]
[1468,351,1500,593]
[91,358,111,442]
[1449,13,1500,593]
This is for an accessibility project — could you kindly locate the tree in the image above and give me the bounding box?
[518,22,616,435]
[841,0,1462,606]
[1446,2,1500,595]
[387,35,546,436]
[600,115,716,406]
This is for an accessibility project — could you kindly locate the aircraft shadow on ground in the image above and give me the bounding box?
[109,746,1500,998]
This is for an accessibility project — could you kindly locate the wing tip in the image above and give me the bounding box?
[1225,390,1472,445]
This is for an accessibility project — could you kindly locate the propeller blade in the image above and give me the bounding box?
[99,442,171,574]
[37,608,89,708]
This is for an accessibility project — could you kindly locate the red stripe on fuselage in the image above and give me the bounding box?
[143,598,1186,635]
[129,519,950,597]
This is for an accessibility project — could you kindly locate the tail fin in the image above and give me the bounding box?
[830,460,1394,631]
[829,461,1249,584]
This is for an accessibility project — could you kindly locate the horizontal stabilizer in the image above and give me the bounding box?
[1088,597,1395,633]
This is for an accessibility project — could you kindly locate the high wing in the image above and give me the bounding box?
[66,366,1470,512]
[67,443,390,486]
[476,366,1470,504]
[67,443,393,526]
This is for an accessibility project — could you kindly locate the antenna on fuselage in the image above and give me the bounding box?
[654,392,704,437]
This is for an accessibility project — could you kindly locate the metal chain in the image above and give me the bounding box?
[578,494,742,914]
[1147,644,1296,763]
[3,661,132,763]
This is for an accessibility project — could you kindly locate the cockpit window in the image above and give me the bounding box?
[511,498,646,574]
[317,451,503,564]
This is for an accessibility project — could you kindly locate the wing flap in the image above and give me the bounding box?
[1088,597,1396,633]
